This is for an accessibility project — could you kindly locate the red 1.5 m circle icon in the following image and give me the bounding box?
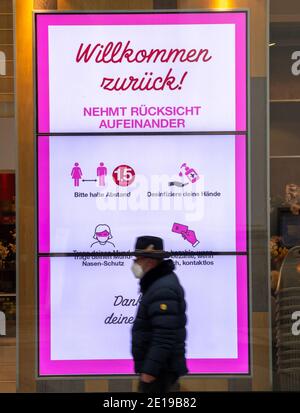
[112,165,136,187]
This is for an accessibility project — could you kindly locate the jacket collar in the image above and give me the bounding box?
[140,259,175,294]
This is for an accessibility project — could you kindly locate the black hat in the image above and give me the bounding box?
[133,236,170,259]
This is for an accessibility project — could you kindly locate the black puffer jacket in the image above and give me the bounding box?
[131,259,188,378]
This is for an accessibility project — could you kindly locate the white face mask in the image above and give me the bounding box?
[131,262,144,279]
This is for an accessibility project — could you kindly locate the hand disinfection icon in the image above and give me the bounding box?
[169,163,200,188]
[179,163,200,184]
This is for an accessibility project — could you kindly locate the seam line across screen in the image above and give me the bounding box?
[38,251,248,258]
[36,131,248,137]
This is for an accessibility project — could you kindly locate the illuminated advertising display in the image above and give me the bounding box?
[36,12,249,376]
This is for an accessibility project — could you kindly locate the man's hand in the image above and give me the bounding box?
[141,373,156,383]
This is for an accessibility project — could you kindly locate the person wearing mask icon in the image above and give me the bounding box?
[90,224,115,249]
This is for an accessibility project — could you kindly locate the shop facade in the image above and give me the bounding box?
[3,0,295,394]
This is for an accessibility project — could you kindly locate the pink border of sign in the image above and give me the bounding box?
[236,135,247,252]
[38,137,50,252]
[36,12,247,133]
[38,134,248,375]
[36,12,249,376]
[39,254,248,375]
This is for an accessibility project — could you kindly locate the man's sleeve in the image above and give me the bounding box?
[141,287,180,377]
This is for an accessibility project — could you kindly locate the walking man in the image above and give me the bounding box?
[131,236,188,393]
